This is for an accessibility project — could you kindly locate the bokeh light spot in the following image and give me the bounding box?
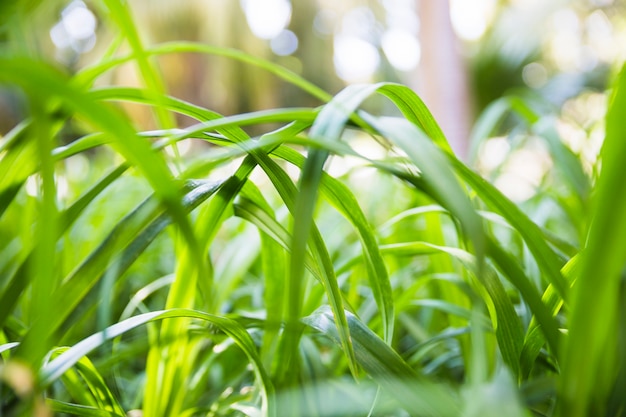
[333,34,380,82]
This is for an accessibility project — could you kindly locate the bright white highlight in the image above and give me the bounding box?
[382,30,421,71]
[50,1,97,54]
[241,0,292,40]
[381,0,419,34]
[62,2,96,40]
[522,62,548,88]
[270,30,298,56]
[450,0,496,41]
[333,34,380,82]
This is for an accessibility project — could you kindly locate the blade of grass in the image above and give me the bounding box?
[20,179,222,340]
[47,348,125,416]
[270,145,394,342]
[100,0,175,130]
[365,115,485,262]
[557,64,626,417]
[450,160,568,300]
[304,306,460,417]
[0,57,202,311]
[46,400,124,417]
[74,42,332,103]
[38,309,275,416]
[0,164,128,330]
[378,241,524,377]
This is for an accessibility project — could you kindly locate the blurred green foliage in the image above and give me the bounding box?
[0,1,625,417]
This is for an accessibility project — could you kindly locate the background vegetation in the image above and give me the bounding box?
[1,1,625,416]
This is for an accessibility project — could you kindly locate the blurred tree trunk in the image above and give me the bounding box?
[415,0,472,159]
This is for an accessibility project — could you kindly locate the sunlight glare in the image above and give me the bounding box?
[241,0,292,40]
[50,1,97,54]
[270,30,298,56]
[381,29,421,71]
[450,0,496,41]
[333,34,380,82]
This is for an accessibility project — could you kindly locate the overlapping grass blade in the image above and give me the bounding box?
[74,42,332,103]
[271,145,394,341]
[450,161,568,299]
[16,179,222,341]
[47,348,125,415]
[47,400,124,417]
[290,85,386,378]
[39,309,275,415]
[100,0,175,130]
[557,64,626,417]
[485,237,560,356]
[366,115,485,260]
[237,183,288,371]
[0,164,128,330]
[0,59,201,318]
[304,306,460,417]
[375,241,524,376]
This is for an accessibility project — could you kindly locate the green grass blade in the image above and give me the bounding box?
[376,83,452,154]
[0,164,128,330]
[289,85,384,378]
[238,183,288,372]
[47,400,123,417]
[520,255,579,378]
[379,242,524,376]
[270,145,394,343]
[47,348,125,416]
[485,237,560,356]
[100,0,175,130]
[19,180,222,340]
[366,115,485,261]
[450,160,568,300]
[557,64,626,417]
[75,42,332,103]
[304,306,460,417]
[0,56,201,296]
[39,309,275,416]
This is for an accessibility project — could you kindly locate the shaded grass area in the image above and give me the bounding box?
[1,1,624,416]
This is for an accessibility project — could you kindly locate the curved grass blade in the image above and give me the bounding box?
[0,57,202,305]
[450,160,568,300]
[0,58,180,211]
[233,197,322,283]
[375,83,452,154]
[210,123,359,384]
[521,254,580,378]
[0,164,129,330]
[360,84,565,302]
[47,400,123,417]
[47,348,125,416]
[304,306,460,417]
[237,183,288,372]
[75,42,332,103]
[367,116,485,259]
[557,64,626,417]
[485,236,560,357]
[303,83,485,266]
[0,342,20,355]
[294,83,353,357]
[261,158,357,383]
[18,179,222,340]
[378,242,524,377]
[39,309,275,416]
[273,145,394,343]
[100,0,175,131]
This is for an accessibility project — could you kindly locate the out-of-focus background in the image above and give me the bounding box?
[1,0,624,170]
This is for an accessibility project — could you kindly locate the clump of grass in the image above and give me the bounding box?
[1,1,624,417]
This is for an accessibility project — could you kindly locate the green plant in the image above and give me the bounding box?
[1,1,624,417]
